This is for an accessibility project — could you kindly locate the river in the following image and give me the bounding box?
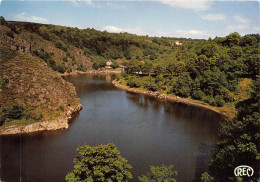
[0,73,222,182]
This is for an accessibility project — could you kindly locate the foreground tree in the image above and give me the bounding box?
[138,165,177,182]
[65,143,133,182]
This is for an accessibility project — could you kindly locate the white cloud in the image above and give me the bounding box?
[226,15,251,32]
[234,15,250,24]
[103,25,123,33]
[227,24,250,31]
[173,29,215,39]
[102,25,168,37]
[102,25,217,39]
[155,0,213,10]
[9,12,48,24]
[201,13,226,21]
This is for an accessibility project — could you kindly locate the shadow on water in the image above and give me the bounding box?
[192,143,215,182]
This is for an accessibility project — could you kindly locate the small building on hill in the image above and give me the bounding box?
[106,60,113,69]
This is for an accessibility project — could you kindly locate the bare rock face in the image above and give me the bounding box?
[0,104,82,135]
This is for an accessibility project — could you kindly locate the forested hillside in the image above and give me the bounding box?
[119,32,259,110]
[1,16,258,111]
[1,16,259,127]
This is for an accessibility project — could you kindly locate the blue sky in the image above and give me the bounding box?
[0,0,259,39]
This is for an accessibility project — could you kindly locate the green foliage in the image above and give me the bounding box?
[56,64,66,73]
[33,49,57,71]
[55,41,68,52]
[0,105,42,126]
[201,172,214,182]
[171,72,193,97]
[209,78,260,181]
[6,31,14,38]
[138,165,177,182]
[60,105,65,111]
[225,32,241,47]
[92,56,107,70]
[126,60,142,74]
[111,61,119,69]
[76,64,87,72]
[0,78,9,89]
[5,105,24,120]
[142,61,153,74]
[200,42,219,58]
[65,143,133,182]
[127,76,142,88]
[228,46,242,59]
[152,64,163,75]
[0,16,8,26]
[192,90,205,100]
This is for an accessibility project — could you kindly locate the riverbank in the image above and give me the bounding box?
[112,80,236,119]
[60,69,122,76]
[0,104,82,135]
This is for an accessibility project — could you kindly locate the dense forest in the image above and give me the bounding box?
[0,16,259,181]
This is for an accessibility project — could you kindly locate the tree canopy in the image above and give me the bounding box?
[138,165,178,182]
[65,143,133,182]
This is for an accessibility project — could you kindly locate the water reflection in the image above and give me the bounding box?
[0,73,222,182]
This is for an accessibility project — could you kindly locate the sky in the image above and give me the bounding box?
[0,0,259,39]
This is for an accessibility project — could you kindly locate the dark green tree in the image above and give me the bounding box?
[224,32,241,47]
[171,72,193,97]
[0,16,8,26]
[66,143,133,182]
[138,165,177,182]
[126,60,142,74]
[111,61,119,69]
[152,64,163,75]
[142,61,153,74]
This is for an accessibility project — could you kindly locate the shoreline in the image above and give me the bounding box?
[0,104,83,135]
[60,69,122,76]
[112,80,235,119]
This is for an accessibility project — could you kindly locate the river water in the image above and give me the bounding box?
[0,73,222,182]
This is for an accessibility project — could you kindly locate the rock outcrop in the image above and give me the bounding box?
[0,104,82,135]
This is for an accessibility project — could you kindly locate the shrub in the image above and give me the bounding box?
[144,82,159,91]
[60,105,65,111]
[0,46,17,62]
[76,64,87,72]
[215,95,225,107]
[55,41,68,52]
[209,97,217,106]
[192,90,205,100]
[7,31,14,38]
[138,165,177,182]
[55,64,66,73]
[6,105,24,120]
[127,77,142,88]
[65,143,132,182]
[111,61,119,69]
